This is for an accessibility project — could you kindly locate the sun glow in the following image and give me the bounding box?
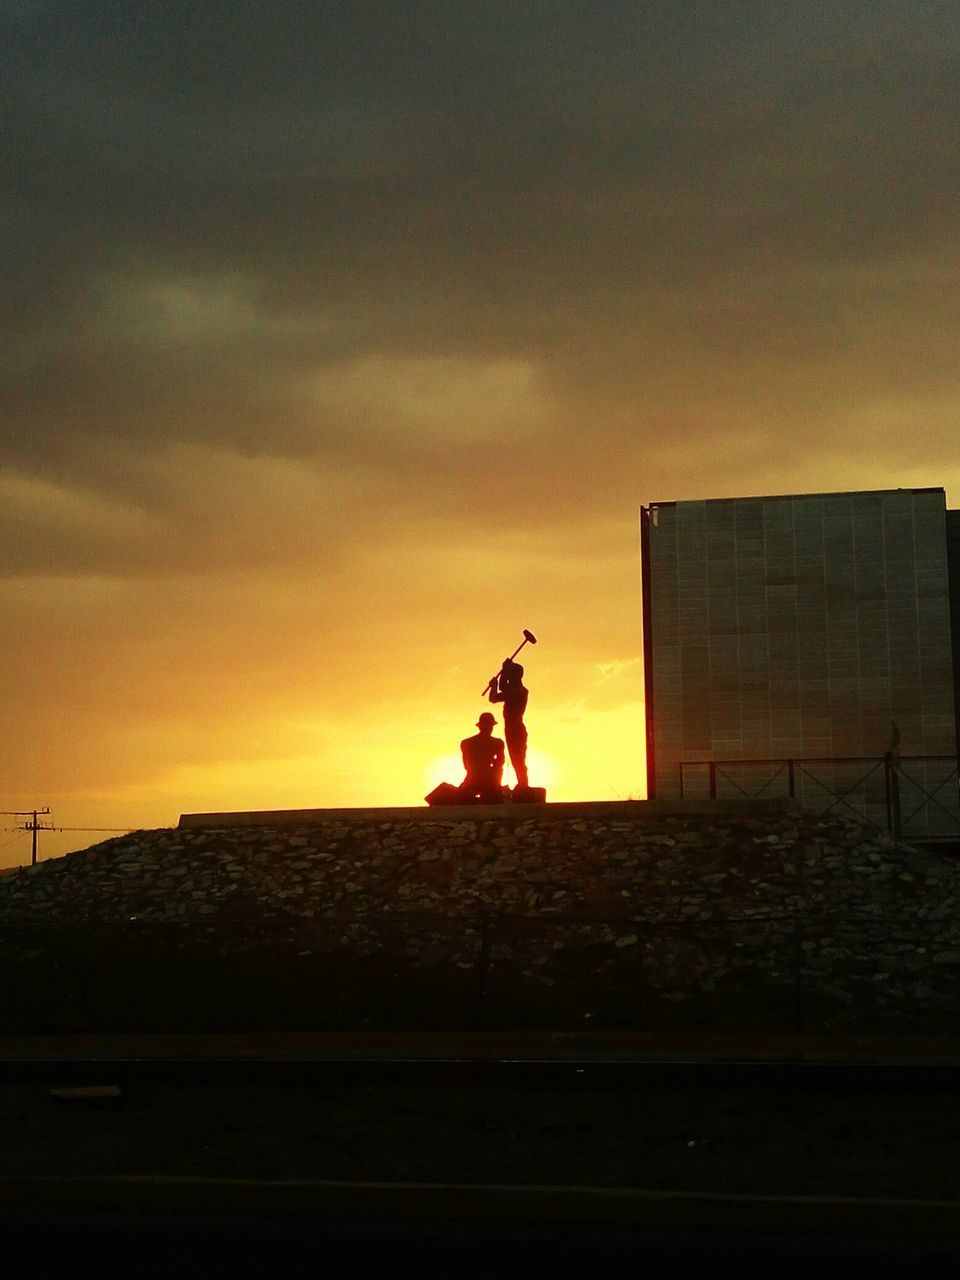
[424,748,559,794]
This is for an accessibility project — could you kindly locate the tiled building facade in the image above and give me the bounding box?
[641,489,960,836]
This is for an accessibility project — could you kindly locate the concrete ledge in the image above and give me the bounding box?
[178,798,798,829]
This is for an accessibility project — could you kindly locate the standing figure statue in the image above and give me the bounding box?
[487,658,528,788]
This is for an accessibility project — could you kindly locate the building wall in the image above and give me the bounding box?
[947,509,960,754]
[642,489,959,832]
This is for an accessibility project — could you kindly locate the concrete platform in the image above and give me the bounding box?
[178,798,798,828]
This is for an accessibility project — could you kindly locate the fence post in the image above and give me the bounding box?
[885,754,902,839]
[679,763,685,799]
[891,765,902,840]
[708,761,717,800]
[788,758,795,799]
[884,756,892,833]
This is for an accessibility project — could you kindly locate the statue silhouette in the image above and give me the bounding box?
[487,658,528,788]
[458,711,505,801]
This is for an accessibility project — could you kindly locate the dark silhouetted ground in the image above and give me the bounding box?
[2,1077,958,1200]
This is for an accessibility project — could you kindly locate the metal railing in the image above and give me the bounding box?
[678,755,960,841]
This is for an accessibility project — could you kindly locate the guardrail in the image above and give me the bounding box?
[678,755,960,840]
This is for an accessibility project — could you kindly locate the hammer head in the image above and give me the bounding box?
[522,629,537,645]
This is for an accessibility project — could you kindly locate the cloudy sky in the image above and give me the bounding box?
[2,1,958,863]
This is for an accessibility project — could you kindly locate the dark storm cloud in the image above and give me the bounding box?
[2,0,959,573]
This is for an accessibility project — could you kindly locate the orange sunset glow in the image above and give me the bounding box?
[3,4,960,866]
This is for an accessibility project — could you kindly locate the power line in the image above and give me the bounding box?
[55,827,135,833]
[1,823,136,834]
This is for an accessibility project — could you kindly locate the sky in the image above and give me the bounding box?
[2,1,959,865]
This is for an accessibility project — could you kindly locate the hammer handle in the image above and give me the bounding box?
[480,637,529,695]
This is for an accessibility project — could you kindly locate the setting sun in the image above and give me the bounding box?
[425,748,561,796]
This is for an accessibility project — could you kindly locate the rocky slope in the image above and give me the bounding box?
[1,803,958,1034]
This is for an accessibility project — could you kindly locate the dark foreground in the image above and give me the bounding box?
[4,1202,960,1280]
[4,1072,960,1198]
[4,1037,960,1276]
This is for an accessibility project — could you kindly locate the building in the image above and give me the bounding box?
[640,488,960,838]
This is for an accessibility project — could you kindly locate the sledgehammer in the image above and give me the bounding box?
[481,629,537,695]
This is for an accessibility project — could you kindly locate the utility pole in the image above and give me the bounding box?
[1,809,53,865]
[28,809,53,865]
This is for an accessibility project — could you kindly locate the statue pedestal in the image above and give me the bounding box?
[510,786,546,804]
[424,783,547,807]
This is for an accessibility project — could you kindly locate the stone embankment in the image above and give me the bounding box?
[1,800,958,1035]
